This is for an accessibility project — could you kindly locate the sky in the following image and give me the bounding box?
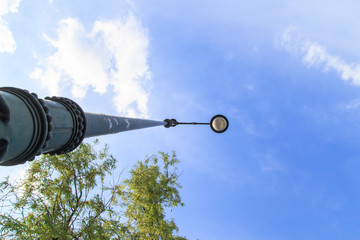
[2,0,360,239]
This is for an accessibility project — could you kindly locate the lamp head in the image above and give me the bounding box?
[210,115,229,133]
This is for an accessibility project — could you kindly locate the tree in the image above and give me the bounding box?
[121,152,184,239]
[0,140,186,240]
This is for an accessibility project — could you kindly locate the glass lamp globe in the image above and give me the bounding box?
[210,115,229,133]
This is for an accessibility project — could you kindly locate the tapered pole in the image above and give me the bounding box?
[84,113,166,138]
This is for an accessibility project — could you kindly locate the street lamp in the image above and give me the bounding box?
[164,114,229,133]
[0,87,229,166]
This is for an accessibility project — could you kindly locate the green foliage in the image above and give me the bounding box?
[0,141,185,240]
[121,152,185,240]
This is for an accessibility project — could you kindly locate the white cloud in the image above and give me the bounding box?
[0,0,21,53]
[281,27,360,86]
[30,15,151,117]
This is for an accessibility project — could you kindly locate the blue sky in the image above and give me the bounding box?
[2,0,360,239]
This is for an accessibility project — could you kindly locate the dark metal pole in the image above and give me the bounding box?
[178,123,209,125]
[0,87,228,166]
[0,87,166,166]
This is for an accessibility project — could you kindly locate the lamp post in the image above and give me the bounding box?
[0,87,228,166]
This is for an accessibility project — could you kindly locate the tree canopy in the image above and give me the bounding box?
[0,141,186,240]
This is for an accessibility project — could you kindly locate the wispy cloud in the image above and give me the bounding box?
[345,98,360,110]
[30,15,151,117]
[258,153,287,174]
[0,0,21,53]
[281,27,360,86]
[337,98,360,111]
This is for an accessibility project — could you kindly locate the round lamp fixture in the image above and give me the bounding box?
[210,115,229,133]
[164,114,229,134]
